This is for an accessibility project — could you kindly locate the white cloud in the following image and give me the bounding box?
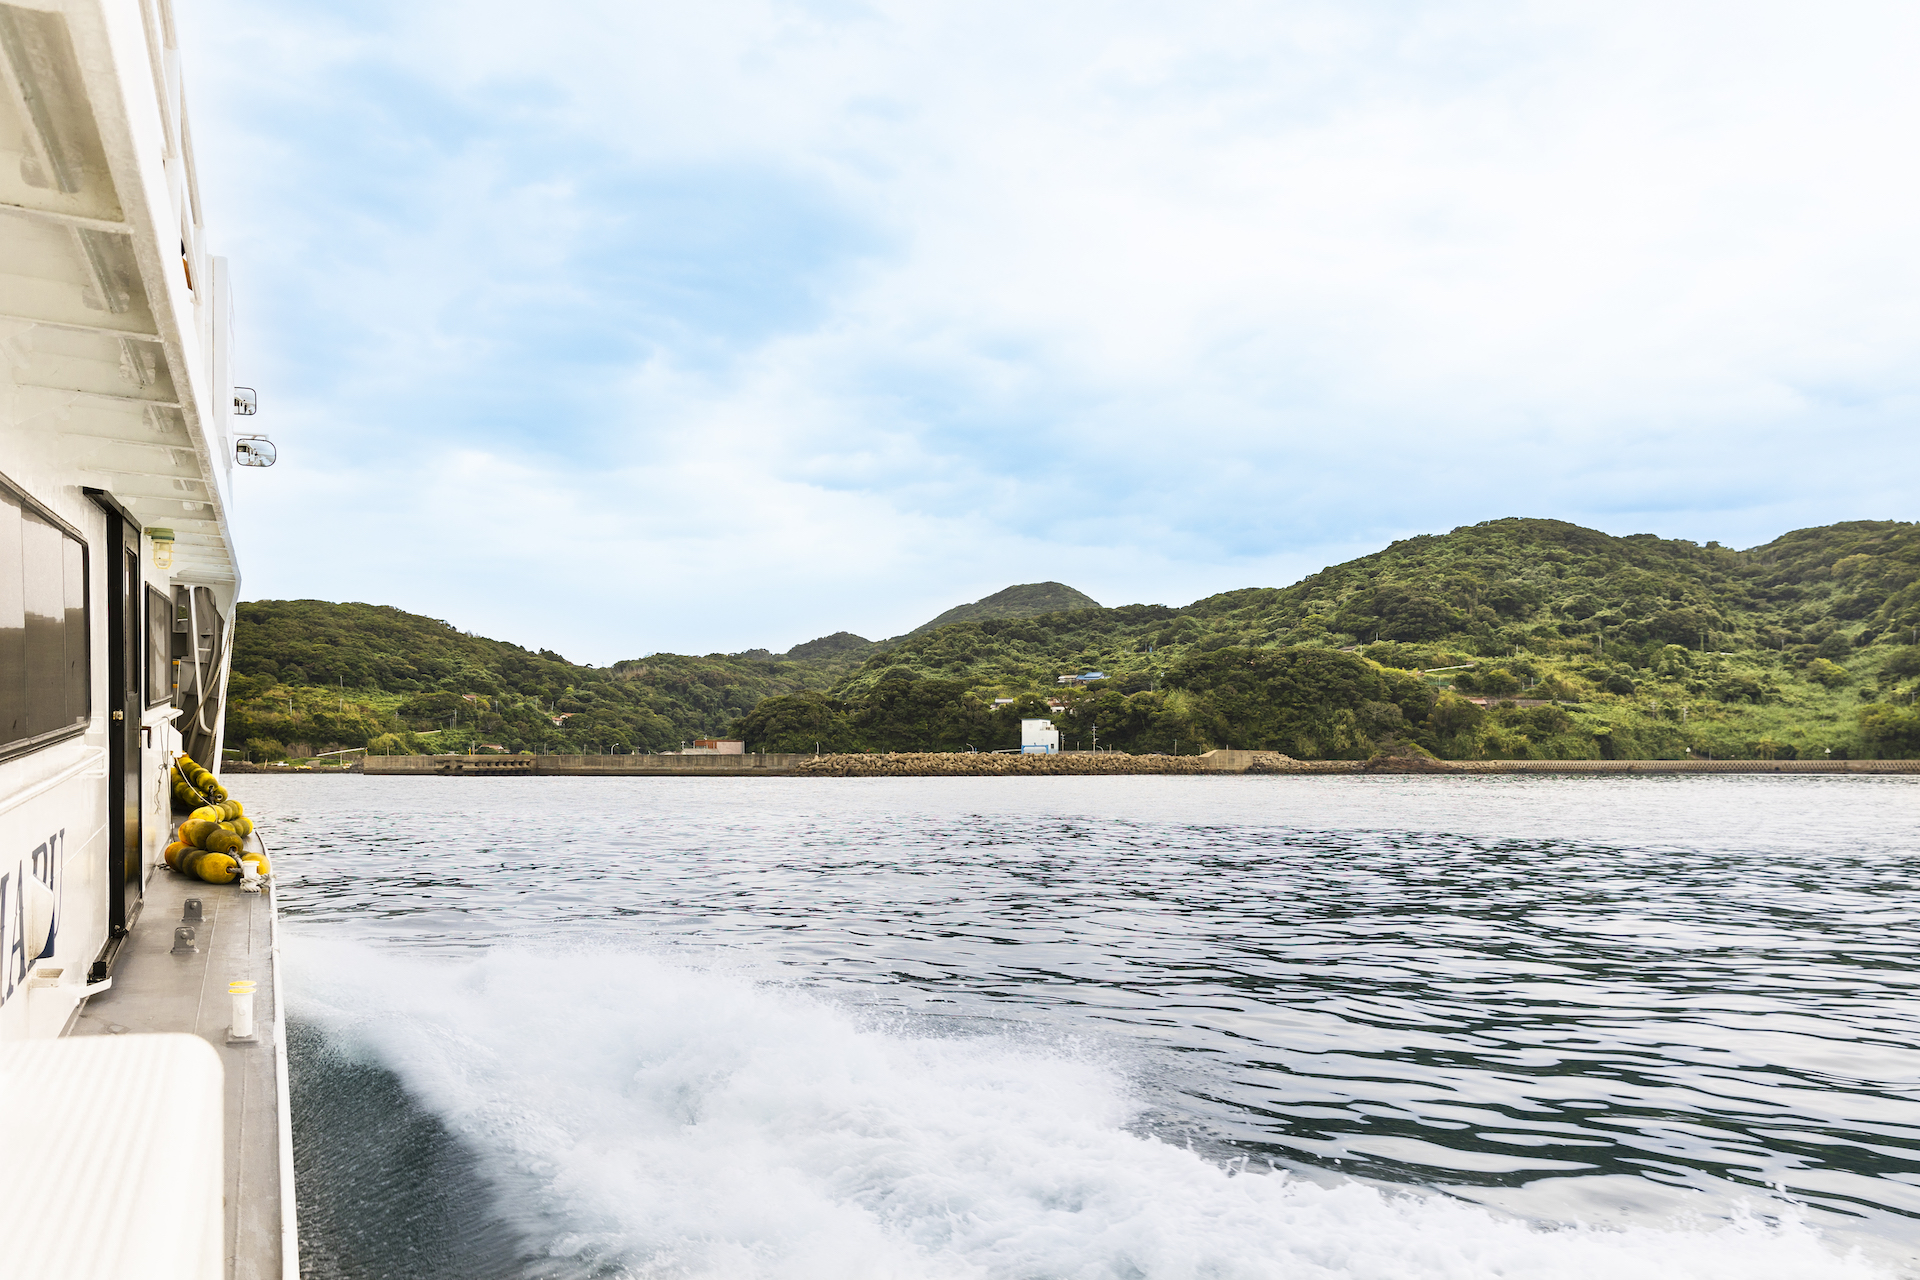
[180,0,1920,661]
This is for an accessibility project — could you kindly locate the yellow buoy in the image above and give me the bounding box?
[195,852,241,884]
[203,828,243,855]
[190,805,222,823]
[240,852,271,878]
[164,841,191,870]
[181,819,226,847]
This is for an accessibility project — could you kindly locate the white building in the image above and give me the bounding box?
[1020,719,1060,754]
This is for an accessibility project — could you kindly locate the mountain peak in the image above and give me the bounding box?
[908,582,1102,636]
[783,631,874,661]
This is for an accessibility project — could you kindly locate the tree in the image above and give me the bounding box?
[1167,646,1402,757]
[853,676,996,752]
[1859,704,1920,757]
[732,691,861,753]
[1805,658,1848,689]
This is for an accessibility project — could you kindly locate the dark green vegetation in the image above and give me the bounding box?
[222,582,1099,759]
[739,519,1920,760]
[908,582,1101,636]
[225,601,872,759]
[228,518,1920,762]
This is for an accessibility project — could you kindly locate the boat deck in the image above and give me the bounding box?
[66,849,296,1280]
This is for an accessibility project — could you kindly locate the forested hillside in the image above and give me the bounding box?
[224,601,867,758]
[227,518,1920,762]
[739,519,1920,761]
[908,582,1101,636]
[224,581,1115,758]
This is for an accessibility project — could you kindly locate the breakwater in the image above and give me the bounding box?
[363,753,808,776]
[793,751,1920,776]
[356,751,1920,778]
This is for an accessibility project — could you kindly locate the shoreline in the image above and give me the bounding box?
[274,752,1920,778]
[790,752,1920,777]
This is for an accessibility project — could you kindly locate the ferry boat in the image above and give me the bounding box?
[0,1,293,1276]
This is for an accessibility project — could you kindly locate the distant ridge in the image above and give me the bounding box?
[783,631,873,661]
[907,582,1102,636]
[227,518,1920,764]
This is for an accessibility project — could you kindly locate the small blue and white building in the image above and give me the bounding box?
[1020,719,1062,754]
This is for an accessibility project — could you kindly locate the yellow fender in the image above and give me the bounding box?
[195,853,241,884]
[176,819,220,847]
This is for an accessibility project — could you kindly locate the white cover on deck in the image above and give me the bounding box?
[0,1033,223,1280]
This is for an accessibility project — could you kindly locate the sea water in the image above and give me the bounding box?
[252,774,1920,1279]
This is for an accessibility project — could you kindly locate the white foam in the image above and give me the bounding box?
[286,938,1892,1280]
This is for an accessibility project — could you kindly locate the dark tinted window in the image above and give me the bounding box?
[64,537,86,723]
[0,488,22,744]
[23,511,63,735]
[0,474,89,754]
[146,585,173,706]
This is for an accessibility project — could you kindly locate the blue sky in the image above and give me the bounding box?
[180,0,1920,663]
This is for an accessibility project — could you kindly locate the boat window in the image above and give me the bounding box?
[0,473,90,757]
[146,584,173,707]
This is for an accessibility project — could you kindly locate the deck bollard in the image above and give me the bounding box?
[228,980,257,1042]
[181,898,203,924]
[171,927,197,954]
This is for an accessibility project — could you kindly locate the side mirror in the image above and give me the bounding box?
[233,386,258,416]
[235,435,277,467]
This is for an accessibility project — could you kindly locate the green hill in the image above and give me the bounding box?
[226,520,1920,762]
[221,584,1102,759]
[741,518,1920,760]
[781,631,875,661]
[907,582,1102,636]
[223,600,870,759]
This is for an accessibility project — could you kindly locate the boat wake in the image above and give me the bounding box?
[286,937,1890,1280]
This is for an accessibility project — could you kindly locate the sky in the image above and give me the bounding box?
[178,0,1920,664]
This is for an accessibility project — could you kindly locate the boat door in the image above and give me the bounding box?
[86,492,142,972]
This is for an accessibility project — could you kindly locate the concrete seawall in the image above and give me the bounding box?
[358,752,1920,778]
[364,753,809,776]
[794,751,1920,777]
[1436,758,1920,774]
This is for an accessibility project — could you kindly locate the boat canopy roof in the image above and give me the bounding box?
[0,0,239,586]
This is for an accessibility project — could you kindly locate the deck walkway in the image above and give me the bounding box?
[67,850,297,1280]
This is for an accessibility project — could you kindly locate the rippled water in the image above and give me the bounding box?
[257,774,1920,1279]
